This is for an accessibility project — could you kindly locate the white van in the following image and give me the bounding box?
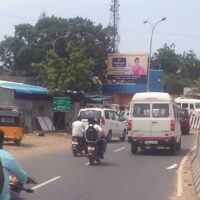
[175,97,200,115]
[128,92,181,155]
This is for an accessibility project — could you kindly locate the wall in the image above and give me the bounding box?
[14,99,53,130]
[0,88,15,105]
[14,99,33,130]
[32,100,52,118]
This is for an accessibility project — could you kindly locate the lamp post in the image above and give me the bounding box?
[53,35,68,52]
[143,17,166,92]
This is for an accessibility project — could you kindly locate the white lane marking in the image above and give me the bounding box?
[191,145,197,152]
[114,147,126,152]
[166,163,178,170]
[177,155,188,196]
[85,162,90,165]
[32,176,61,190]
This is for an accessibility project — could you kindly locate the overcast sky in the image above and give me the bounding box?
[0,0,200,56]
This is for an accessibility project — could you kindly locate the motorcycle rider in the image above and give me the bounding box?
[72,116,86,147]
[0,130,37,200]
[87,117,106,159]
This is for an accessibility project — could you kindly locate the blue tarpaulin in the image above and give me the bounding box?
[0,81,48,95]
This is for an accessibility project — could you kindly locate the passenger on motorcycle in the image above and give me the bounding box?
[87,117,107,159]
[0,130,36,200]
[72,116,86,146]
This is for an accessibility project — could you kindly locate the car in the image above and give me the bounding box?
[78,106,127,142]
[178,108,190,135]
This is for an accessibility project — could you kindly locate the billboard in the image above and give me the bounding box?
[107,53,148,83]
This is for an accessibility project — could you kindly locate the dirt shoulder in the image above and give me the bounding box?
[3,132,72,159]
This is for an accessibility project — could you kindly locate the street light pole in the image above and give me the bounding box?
[143,17,166,92]
[53,35,68,52]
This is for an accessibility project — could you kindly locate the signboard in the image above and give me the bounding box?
[107,53,148,83]
[53,97,71,112]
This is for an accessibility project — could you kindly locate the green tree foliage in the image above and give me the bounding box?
[152,43,200,94]
[163,73,193,94]
[32,42,94,94]
[0,14,113,84]
[152,43,181,74]
[179,50,200,80]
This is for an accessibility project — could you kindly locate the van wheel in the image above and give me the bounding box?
[131,142,138,154]
[120,130,126,141]
[107,131,112,143]
[170,141,176,155]
[186,130,190,135]
[176,138,181,151]
[14,139,21,146]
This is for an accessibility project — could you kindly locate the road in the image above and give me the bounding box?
[18,134,195,200]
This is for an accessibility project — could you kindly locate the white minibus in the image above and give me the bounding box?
[128,92,181,155]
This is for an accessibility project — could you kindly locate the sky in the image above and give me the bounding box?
[0,0,200,56]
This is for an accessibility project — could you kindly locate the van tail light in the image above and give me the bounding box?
[170,120,175,131]
[101,117,105,126]
[127,119,132,130]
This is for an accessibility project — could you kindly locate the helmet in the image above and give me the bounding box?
[88,117,95,124]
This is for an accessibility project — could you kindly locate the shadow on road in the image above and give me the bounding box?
[4,142,36,148]
[109,140,127,144]
[138,148,190,157]
[88,161,118,167]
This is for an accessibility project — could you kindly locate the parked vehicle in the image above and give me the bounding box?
[78,107,126,142]
[178,108,190,135]
[0,106,25,146]
[71,136,86,156]
[129,92,181,155]
[175,97,200,115]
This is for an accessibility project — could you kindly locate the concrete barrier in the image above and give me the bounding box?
[192,133,200,199]
[190,114,200,130]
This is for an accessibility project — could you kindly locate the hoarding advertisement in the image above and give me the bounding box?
[107,54,148,83]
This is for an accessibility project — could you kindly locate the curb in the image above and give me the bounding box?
[191,132,200,200]
[192,158,200,200]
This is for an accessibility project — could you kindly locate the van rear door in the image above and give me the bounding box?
[151,103,171,137]
[132,103,151,137]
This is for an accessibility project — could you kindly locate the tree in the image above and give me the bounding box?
[0,15,113,81]
[163,73,193,94]
[0,37,24,74]
[32,42,94,94]
[179,50,200,80]
[152,43,180,74]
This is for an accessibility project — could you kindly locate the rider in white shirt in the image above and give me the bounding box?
[72,116,85,137]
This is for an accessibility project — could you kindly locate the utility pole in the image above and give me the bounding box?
[109,0,120,53]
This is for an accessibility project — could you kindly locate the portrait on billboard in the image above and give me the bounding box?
[107,53,148,83]
[131,57,145,76]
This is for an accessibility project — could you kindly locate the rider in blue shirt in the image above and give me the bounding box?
[0,131,36,200]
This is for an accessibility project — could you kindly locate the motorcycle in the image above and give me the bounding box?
[71,136,85,156]
[9,176,37,199]
[86,140,102,165]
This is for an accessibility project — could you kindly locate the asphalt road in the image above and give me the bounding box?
[17,134,195,200]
